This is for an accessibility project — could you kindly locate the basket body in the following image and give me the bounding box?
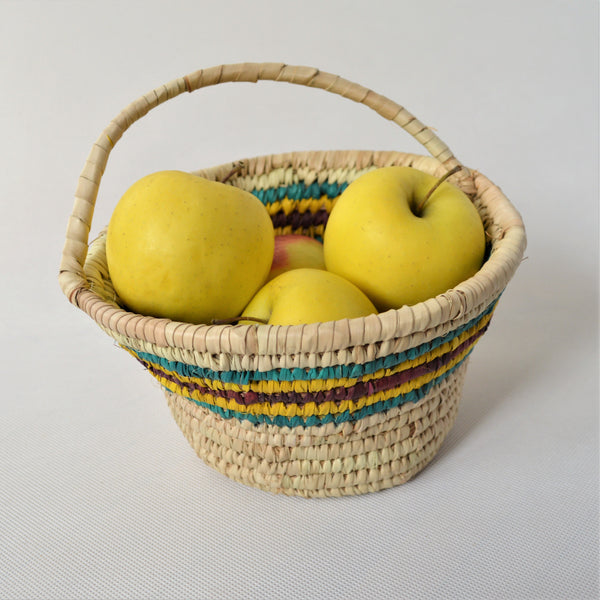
[81,148,523,497]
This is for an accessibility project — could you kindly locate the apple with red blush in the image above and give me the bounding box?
[267,234,325,281]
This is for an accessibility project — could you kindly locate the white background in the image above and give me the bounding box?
[1,1,598,599]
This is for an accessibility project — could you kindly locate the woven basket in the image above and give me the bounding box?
[59,63,526,498]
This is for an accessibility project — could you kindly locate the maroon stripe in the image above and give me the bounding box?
[138,324,488,407]
[271,208,329,230]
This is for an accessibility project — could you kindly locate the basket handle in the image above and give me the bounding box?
[59,62,468,303]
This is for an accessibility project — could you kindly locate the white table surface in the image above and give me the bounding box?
[1,1,598,599]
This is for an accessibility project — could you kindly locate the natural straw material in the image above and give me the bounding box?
[59,63,526,497]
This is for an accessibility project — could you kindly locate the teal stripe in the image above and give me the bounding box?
[251,180,349,205]
[132,298,497,385]
[170,351,471,427]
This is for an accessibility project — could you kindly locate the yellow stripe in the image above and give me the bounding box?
[132,311,492,397]
[152,339,475,419]
[266,195,335,216]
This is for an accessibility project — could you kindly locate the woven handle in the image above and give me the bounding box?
[59,62,467,302]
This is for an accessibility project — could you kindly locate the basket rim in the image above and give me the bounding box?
[70,148,526,360]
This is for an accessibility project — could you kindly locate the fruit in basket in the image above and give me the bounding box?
[268,234,325,281]
[240,268,377,325]
[323,166,486,310]
[106,170,274,324]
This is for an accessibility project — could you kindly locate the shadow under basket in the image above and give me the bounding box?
[59,64,527,497]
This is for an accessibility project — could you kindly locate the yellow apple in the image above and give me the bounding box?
[267,234,325,281]
[240,268,377,325]
[106,170,274,324]
[323,166,486,310]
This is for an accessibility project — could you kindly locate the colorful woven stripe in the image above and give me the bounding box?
[251,180,348,203]
[257,185,341,238]
[126,299,497,427]
[168,360,466,431]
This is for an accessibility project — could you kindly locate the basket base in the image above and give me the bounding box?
[165,360,467,498]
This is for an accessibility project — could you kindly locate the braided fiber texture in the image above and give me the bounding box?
[59,64,527,496]
[166,360,466,497]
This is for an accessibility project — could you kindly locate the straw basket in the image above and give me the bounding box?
[59,63,526,497]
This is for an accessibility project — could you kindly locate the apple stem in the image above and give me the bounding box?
[416,165,463,215]
[220,161,246,184]
[211,315,269,325]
